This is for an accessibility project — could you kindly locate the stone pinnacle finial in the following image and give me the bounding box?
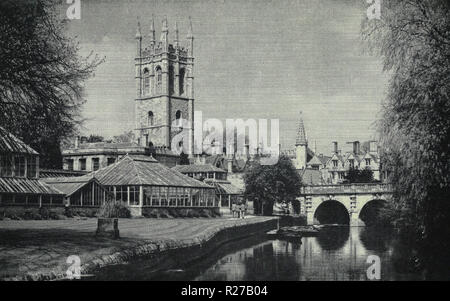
[187,16,193,39]
[135,17,142,39]
[174,21,179,46]
[295,111,307,146]
[149,15,155,42]
[162,16,168,32]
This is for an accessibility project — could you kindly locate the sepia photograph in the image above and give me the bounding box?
[0,0,449,290]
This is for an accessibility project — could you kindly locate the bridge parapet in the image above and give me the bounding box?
[301,183,392,195]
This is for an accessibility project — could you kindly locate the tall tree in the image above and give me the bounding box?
[362,0,450,279]
[244,155,302,216]
[0,0,102,168]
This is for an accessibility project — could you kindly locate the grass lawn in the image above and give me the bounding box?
[0,216,275,280]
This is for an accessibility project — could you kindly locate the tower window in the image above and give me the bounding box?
[148,111,154,126]
[169,65,174,95]
[156,66,162,93]
[179,68,185,95]
[175,110,182,126]
[143,68,150,95]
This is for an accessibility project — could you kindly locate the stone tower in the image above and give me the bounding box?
[134,17,194,155]
[295,111,308,170]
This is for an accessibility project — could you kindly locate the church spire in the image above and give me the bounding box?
[295,111,307,146]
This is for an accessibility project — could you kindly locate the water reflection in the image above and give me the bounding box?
[92,226,424,281]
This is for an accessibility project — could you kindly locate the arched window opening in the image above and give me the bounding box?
[175,110,182,127]
[179,68,185,95]
[156,66,162,93]
[169,65,174,95]
[148,111,154,126]
[143,68,150,95]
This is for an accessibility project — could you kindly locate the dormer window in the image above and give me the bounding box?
[365,158,371,166]
[332,160,338,167]
[349,159,354,169]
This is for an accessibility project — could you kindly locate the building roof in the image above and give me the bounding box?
[299,169,324,186]
[43,177,105,197]
[0,126,38,155]
[172,164,226,174]
[204,179,243,195]
[49,155,212,189]
[39,169,88,178]
[0,177,63,195]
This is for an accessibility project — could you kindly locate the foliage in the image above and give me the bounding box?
[0,0,103,168]
[344,167,374,183]
[362,0,450,279]
[98,201,130,218]
[112,131,135,144]
[86,134,104,143]
[179,152,190,165]
[244,155,302,216]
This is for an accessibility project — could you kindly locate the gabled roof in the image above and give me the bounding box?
[43,176,104,197]
[307,155,325,166]
[327,153,345,164]
[172,164,226,174]
[0,126,38,155]
[63,155,212,189]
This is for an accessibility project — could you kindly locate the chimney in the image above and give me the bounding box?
[74,136,80,148]
[227,158,233,174]
[332,141,338,154]
[353,141,360,154]
[369,141,378,154]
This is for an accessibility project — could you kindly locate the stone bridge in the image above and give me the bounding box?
[298,183,392,226]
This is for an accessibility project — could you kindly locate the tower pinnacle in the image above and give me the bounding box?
[149,16,155,45]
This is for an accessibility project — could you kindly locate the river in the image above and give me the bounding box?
[91,226,424,281]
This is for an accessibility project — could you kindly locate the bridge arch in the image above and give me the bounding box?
[358,199,387,226]
[313,200,350,225]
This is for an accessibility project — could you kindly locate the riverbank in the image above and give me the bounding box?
[0,216,278,281]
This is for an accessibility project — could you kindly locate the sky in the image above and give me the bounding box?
[63,0,388,155]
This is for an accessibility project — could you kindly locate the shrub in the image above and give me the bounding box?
[39,207,50,219]
[64,207,74,218]
[98,201,131,218]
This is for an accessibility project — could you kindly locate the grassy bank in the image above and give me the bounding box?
[0,216,277,281]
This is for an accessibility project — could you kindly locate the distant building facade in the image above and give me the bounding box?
[281,112,382,185]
